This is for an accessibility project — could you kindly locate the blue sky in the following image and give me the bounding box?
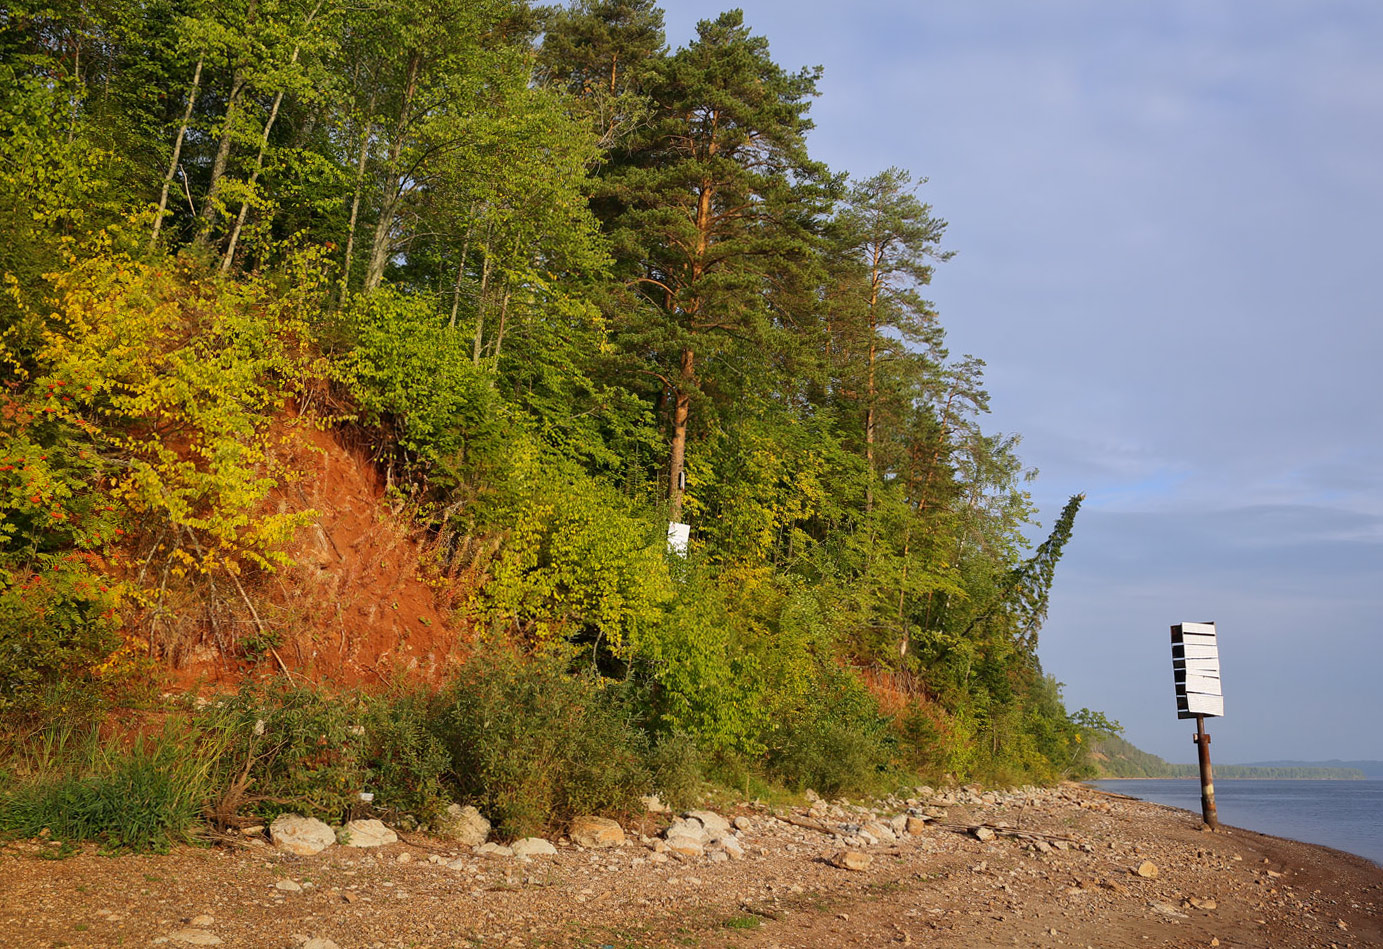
[659,1,1383,763]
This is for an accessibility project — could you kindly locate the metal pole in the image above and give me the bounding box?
[1193,714,1218,830]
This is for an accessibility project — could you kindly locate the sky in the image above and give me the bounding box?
[659,1,1383,764]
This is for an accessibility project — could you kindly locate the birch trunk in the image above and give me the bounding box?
[151,54,204,245]
[364,53,421,291]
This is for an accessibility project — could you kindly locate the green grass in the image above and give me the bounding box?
[720,915,761,930]
[0,723,223,853]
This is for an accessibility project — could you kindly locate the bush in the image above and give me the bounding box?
[430,644,652,838]
[766,665,896,797]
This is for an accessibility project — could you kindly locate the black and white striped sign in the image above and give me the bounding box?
[1172,622,1223,719]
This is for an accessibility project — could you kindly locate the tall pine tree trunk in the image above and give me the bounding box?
[864,248,883,512]
[151,54,204,246]
[668,346,694,522]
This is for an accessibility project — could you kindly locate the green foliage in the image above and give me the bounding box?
[480,457,672,654]
[765,664,896,796]
[342,288,505,484]
[0,724,220,852]
[0,0,1104,812]
[430,645,653,838]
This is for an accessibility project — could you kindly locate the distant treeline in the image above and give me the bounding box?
[1089,736,1366,780]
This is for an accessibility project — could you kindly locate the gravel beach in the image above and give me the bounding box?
[3,783,1379,948]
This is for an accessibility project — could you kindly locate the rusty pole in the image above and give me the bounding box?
[1193,714,1218,830]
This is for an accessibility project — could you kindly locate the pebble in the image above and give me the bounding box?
[1136,861,1159,879]
[275,879,303,892]
[167,930,223,946]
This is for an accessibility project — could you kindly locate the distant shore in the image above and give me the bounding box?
[3,783,1380,947]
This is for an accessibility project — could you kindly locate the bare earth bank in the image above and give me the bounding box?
[3,784,1380,948]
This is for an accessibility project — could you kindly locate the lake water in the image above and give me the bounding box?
[1090,779,1383,867]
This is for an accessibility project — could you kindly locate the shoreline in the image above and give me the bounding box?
[3,783,1379,947]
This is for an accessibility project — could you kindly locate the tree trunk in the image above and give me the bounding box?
[864,246,882,512]
[489,287,511,364]
[151,54,204,246]
[339,91,377,303]
[198,70,247,243]
[448,217,475,329]
[364,53,421,291]
[219,86,286,272]
[668,347,694,522]
[221,3,323,273]
[472,239,492,364]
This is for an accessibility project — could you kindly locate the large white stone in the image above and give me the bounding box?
[664,818,708,844]
[435,804,490,847]
[684,810,731,836]
[341,819,398,848]
[569,816,625,849]
[511,837,557,857]
[270,815,336,856]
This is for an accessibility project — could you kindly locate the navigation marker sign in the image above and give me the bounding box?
[1171,621,1222,830]
[1172,621,1223,719]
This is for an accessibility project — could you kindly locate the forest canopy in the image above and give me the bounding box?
[1,0,1100,834]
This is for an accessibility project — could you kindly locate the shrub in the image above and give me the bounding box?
[198,683,373,828]
[429,644,652,838]
[765,664,896,797]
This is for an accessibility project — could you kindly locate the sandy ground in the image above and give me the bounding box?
[2,784,1380,949]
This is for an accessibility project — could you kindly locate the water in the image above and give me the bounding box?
[1090,779,1383,867]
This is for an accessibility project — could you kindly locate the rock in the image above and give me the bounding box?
[342,819,398,848]
[905,816,928,836]
[475,842,514,858]
[685,810,731,836]
[270,814,336,856]
[1148,901,1187,918]
[436,804,490,848]
[707,835,745,860]
[665,835,705,857]
[303,940,341,949]
[510,837,557,857]
[827,850,873,872]
[862,820,897,843]
[1189,898,1218,911]
[189,915,214,927]
[1136,861,1159,879]
[640,794,670,814]
[168,931,223,946]
[569,816,625,849]
[275,879,303,893]
[972,826,995,842]
[665,818,708,844]
[733,816,753,832]
[395,852,412,863]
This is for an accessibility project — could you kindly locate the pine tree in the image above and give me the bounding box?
[600,9,830,521]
